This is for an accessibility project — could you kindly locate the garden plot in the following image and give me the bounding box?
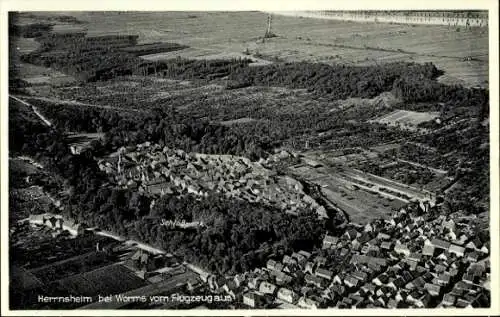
[374,110,440,129]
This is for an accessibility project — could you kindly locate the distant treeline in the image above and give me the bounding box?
[149,58,252,80]
[9,23,54,38]
[119,42,188,56]
[18,27,192,81]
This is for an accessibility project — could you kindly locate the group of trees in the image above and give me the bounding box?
[227,61,441,99]
[26,98,127,133]
[119,42,188,56]
[9,99,51,154]
[392,74,489,121]
[22,48,142,82]
[146,58,252,80]
[131,194,325,274]
[103,107,271,160]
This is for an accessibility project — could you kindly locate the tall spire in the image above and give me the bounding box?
[266,14,272,36]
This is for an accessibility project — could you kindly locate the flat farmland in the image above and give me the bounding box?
[46,11,489,88]
[340,167,435,201]
[54,263,147,297]
[81,269,197,309]
[290,165,405,224]
[11,37,40,54]
[10,60,76,88]
[141,48,273,67]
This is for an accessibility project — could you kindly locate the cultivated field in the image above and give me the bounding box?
[55,264,147,297]
[47,75,332,120]
[81,270,197,309]
[29,251,113,284]
[290,164,405,224]
[41,11,488,87]
[10,61,76,87]
[374,109,440,129]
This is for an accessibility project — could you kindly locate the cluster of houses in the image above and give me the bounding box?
[27,213,86,237]
[97,142,327,218]
[200,204,490,309]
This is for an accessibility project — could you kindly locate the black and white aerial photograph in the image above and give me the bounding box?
[2,2,499,315]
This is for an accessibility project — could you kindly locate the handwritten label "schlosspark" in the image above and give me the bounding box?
[160,219,205,228]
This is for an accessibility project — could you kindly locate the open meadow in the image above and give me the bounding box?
[39,11,490,88]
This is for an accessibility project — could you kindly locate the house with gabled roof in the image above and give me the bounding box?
[480,244,489,254]
[305,273,323,288]
[298,250,312,259]
[315,268,333,281]
[469,262,486,276]
[343,228,359,241]
[431,238,451,250]
[456,298,472,308]
[332,273,344,285]
[248,276,261,289]
[303,261,315,275]
[422,244,436,257]
[339,247,349,257]
[467,251,480,262]
[360,245,370,255]
[259,281,277,295]
[394,243,411,257]
[432,272,451,286]
[314,256,327,267]
[291,252,307,266]
[275,271,293,285]
[380,241,392,250]
[344,275,360,288]
[448,244,465,257]
[282,254,297,266]
[297,296,318,309]
[406,276,425,290]
[364,222,374,233]
[356,232,372,244]
[408,290,431,308]
[277,287,297,304]
[322,235,338,249]
[395,290,407,303]
[424,283,441,296]
[462,272,475,284]
[233,273,246,287]
[361,283,377,296]
[243,291,260,308]
[401,270,414,284]
[442,293,456,306]
[352,271,368,283]
[331,283,346,296]
[434,263,447,273]
[387,277,406,290]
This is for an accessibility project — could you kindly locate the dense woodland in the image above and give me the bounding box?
[227,61,441,98]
